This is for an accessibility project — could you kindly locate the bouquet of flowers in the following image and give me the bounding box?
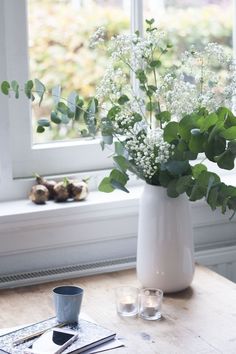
[2,19,236,217]
[90,20,236,217]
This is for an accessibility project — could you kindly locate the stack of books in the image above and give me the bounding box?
[0,317,123,354]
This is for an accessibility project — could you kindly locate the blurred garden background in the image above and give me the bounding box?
[27,0,233,143]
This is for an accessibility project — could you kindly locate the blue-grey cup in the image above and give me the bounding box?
[53,285,83,323]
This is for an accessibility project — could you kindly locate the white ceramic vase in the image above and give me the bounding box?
[137,183,195,293]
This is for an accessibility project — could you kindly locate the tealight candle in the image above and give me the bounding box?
[115,287,139,317]
[139,289,163,320]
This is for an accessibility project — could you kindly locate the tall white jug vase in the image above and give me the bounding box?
[137,184,195,293]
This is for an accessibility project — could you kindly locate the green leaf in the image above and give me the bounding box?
[51,85,61,105]
[74,97,84,121]
[156,111,171,124]
[84,98,98,136]
[102,135,113,145]
[215,150,235,170]
[98,177,114,193]
[118,95,129,105]
[205,136,226,161]
[24,80,34,99]
[107,106,121,120]
[110,169,128,186]
[113,155,129,172]
[192,163,207,179]
[57,102,69,114]
[136,69,147,84]
[37,118,50,127]
[167,179,179,198]
[34,79,46,106]
[207,185,219,210]
[133,113,142,123]
[146,102,153,111]
[164,160,190,176]
[1,81,10,95]
[208,121,224,143]
[198,113,218,132]
[163,122,179,143]
[37,126,45,133]
[115,141,126,156]
[228,141,236,155]
[220,127,236,140]
[189,133,206,153]
[179,113,200,141]
[50,111,61,124]
[11,80,19,99]
[101,117,113,135]
[189,182,205,201]
[145,18,155,25]
[147,85,157,93]
[110,180,129,193]
[150,60,161,68]
[158,170,172,187]
[206,175,216,200]
[189,171,220,201]
[61,114,70,124]
[176,175,193,194]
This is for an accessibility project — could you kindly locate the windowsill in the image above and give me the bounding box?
[0,185,142,223]
[1,173,236,224]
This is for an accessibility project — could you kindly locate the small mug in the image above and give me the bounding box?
[53,285,83,324]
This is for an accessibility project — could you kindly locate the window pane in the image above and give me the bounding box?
[27,0,130,144]
[144,0,233,59]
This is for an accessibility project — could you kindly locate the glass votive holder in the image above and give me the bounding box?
[139,288,163,321]
[115,286,139,317]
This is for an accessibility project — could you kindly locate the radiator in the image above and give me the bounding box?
[0,246,236,289]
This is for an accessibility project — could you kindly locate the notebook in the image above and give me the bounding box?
[0,317,118,354]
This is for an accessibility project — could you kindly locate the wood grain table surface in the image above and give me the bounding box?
[0,265,236,354]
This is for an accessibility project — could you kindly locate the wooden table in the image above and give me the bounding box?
[0,265,236,353]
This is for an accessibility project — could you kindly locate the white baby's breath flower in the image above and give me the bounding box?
[89,26,105,49]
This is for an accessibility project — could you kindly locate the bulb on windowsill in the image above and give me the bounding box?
[68,180,88,201]
[35,173,57,200]
[29,184,49,204]
[53,181,69,202]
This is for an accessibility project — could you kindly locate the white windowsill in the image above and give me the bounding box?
[1,172,236,223]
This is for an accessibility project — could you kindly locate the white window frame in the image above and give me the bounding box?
[0,0,143,184]
[0,0,235,201]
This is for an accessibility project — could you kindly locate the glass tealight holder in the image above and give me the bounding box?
[115,286,139,317]
[139,288,163,321]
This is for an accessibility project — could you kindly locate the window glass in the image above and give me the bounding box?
[27,0,130,143]
[144,0,233,62]
[143,0,233,113]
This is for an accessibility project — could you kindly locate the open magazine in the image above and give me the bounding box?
[0,315,124,354]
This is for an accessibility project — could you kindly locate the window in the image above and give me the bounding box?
[0,0,234,200]
[28,0,130,144]
[1,0,133,180]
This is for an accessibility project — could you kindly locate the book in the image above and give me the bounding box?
[0,317,117,354]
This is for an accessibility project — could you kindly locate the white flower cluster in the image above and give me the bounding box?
[89,26,105,49]
[107,28,166,73]
[96,65,127,101]
[125,128,173,179]
[155,43,236,119]
[112,107,134,133]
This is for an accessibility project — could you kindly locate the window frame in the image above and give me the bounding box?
[1,0,235,201]
[1,0,143,181]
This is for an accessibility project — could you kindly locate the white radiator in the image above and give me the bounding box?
[0,246,236,289]
[196,245,236,283]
